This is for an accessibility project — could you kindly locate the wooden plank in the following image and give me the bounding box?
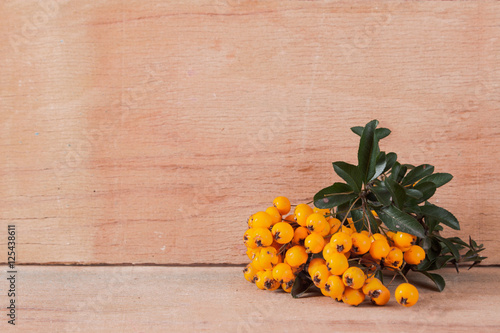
[0,266,499,332]
[0,1,499,264]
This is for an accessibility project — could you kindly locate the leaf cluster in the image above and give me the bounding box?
[311,120,486,292]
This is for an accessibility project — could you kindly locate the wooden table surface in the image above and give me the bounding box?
[0,266,498,332]
[1,1,499,331]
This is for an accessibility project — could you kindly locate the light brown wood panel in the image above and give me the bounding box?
[0,266,499,332]
[0,1,499,264]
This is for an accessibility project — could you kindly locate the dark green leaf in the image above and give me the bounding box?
[369,152,387,181]
[396,165,408,183]
[375,128,391,140]
[424,216,439,234]
[436,236,460,261]
[314,183,357,209]
[405,189,423,199]
[420,203,460,230]
[357,119,379,183]
[422,237,432,251]
[370,181,392,207]
[384,177,407,210]
[291,271,314,298]
[333,162,363,194]
[417,271,446,292]
[402,164,435,186]
[389,162,401,181]
[374,270,384,284]
[383,152,398,173]
[413,181,437,203]
[351,126,391,140]
[351,126,364,136]
[447,237,469,247]
[365,208,380,234]
[351,209,365,232]
[434,255,454,269]
[420,173,453,188]
[375,205,425,238]
[416,257,433,271]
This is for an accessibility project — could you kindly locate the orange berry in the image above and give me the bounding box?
[271,222,294,244]
[326,252,349,276]
[351,232,371,255]
[342,287,365,306]
[253,227,273,247]
[370,233,387,243]
[328,218,342,234]
[285,245,308,267]
[322,242,338,261]
[294,204,313,227]
[261,270,280,291]
[362,277,383,296]
[265,206,282,225]
[252,211,273,229]
[255,271,266,290]
[272,263,295,284]
[369,239,391,260]
[342,267,366,289]
[371,284,390,305]
[325,275,345,299]
[243,263,260,283]
[258,246,279,270]
[312,264,331,289]
[273,196,291,215]
[307,258,326,277]
[306,213,328,233]
[385,247,404,269]
[313,207,331,217]
[395,283,419,307]
[243,228,257,249]
[404,245,426,265]
[330,232,352,253]
[292,226,309,246]
[393,232,414,251]
[304,232,326,254]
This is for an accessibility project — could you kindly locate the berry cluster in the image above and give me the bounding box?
[243,196,421,307]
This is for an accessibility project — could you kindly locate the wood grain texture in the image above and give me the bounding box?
[0,266,499,332]
[0,1,499,264]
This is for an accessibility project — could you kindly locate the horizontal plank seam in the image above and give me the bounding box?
[2,263,500,268]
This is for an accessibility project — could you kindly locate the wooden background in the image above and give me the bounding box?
[1,0,499,266]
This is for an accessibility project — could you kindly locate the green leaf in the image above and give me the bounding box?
[420,203,460,230]
[413,181,437,203]
[405,189,423,199]
[402,164,435,186]
[291,271,314,298]
[351,126,391,140]
[417,271,446,292]
[374,270,384,284]
[384,177,407,210]
[389,162,401,181]
[375,128,391,140]
[351,126,364,136]
[333,162,363,194]
[383,152,398,173]
[371,182,392,206]
[375,205,425,238]
[420,173,453,188]
[314,183,357,209]
[351,209,365,232]
[370,181,392,207]
[369,152,387,181]
[436,236,461,261]
[357,119,379,183]
[395,165,408,183]
[365,208,380,234]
